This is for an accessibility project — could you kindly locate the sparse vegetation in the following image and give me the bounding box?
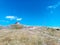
[0,26,3,29]
[0,26,60,45]
[10,24,24,29]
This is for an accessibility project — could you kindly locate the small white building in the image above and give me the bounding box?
[15,22,20,24]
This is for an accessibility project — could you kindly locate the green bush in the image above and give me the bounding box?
[10,24,24,29]
[0,26,3,29]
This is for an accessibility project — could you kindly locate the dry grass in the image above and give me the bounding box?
[0,27,60,45]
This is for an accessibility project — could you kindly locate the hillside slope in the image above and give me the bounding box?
[0,27,60,45]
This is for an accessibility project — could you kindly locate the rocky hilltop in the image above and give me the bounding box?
[0,22,60,45]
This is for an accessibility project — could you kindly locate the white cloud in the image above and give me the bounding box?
[6,16,16,20]
[47,2,60,13]
[16,18,22,21]
[48,5,56,9]
[48,2,60,9]
[5,16,22,21]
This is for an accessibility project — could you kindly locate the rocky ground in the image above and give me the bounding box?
[0,26,60,45]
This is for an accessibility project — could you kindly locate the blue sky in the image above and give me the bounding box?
[0,0,60,26]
